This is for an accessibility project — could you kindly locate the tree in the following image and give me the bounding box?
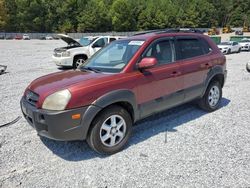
[111,0,136,31]
[77,0,111,32]
[0,0,8,30]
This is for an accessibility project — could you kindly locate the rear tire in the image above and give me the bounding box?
[87,105,132,155]
[198,81,222,112]
[237,48,241,53]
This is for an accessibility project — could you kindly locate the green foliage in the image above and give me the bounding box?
[1,0,250,32]
[110,0,136,31]
[0,0,8,30]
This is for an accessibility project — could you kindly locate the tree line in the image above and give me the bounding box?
[0,0,250,33]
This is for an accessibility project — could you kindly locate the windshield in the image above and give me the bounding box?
[79,37,97,46]
[80,39,145,73]
[240,40,250,42]
[220,42,231,45]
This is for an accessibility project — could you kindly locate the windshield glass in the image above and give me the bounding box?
[80,39,145,73]
[79,37,97,46]
[240,40,250,42]
[220,42,231,45]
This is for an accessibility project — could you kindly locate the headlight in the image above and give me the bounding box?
[62,51,70,57]
[224,47,228,49]
[42,89,71,110]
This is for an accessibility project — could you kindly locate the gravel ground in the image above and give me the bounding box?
[0,40,250,188]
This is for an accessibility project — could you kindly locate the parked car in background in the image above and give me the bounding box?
[21,30,227,154]
[235,30,243,35]
[239,39,250,51]
[5,35,13,40]
[0,35,5,39]
[45,35,53,40]
[39,35,46,40]
[218,41,241,54]
[23,34,30,40]
[15,35,23,40]
[52,34,124,68]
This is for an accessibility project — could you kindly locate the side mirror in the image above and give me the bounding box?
[138,57,157,69]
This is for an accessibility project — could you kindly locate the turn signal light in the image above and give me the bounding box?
[72,114,81,120]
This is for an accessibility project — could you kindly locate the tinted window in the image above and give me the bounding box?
[144,40,173,65]
[176,38,204,60]
[201,38,212,54]
[110,38,116,42]
[94,38,106,48]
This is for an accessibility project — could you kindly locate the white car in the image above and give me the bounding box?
[52,34,124,68]
[45,35,53,40]
[239,39,250,51]
[23,34,30,40]
[218,41,241,54]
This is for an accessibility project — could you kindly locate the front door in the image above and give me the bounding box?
[136,38,184,118]
[90,37,108,55]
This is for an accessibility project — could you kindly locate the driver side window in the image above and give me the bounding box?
[93,38,106,48]
[144,40,173,65]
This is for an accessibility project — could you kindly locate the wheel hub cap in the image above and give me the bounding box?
[208,85,220,107]
[100,115,126,147]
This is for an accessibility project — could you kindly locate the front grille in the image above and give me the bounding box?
[219,48,222,50]
[25,90,39,106]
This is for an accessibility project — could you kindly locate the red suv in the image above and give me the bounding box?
[21,30,227,154]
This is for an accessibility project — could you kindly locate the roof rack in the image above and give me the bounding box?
[133,28,204,36]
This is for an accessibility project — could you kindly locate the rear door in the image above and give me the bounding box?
[136,38,185,118]
[174,36,213,102]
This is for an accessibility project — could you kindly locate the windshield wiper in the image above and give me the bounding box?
[81,66,101,73]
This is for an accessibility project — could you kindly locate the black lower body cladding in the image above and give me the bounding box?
[20,97,98,141]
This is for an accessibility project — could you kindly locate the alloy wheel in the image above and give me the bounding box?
[99,115,126,147]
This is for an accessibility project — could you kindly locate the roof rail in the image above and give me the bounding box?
[133,28,204,36]
[133,29,166,36]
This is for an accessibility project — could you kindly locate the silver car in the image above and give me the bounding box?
[239,39,250,51]
[218,41,241,54]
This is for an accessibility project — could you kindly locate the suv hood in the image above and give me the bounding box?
[57,34,82,46]
[218,44,230,48]
[28,70,107,96]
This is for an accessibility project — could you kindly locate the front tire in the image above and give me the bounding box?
[87,105,132,155]
[198,81,222,112]
[246,63,250,72]
[73,56,87,69]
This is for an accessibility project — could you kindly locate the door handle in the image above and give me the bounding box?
[171,71,181,77]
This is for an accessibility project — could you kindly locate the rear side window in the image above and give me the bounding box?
[176,38,205,60]
[200,38,212,54]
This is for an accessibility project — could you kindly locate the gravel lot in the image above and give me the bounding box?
[0,40,250,188]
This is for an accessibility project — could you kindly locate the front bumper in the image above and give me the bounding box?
[21,97,89,141]
[241,46,250,51]
[220,49,228,54]
[52,55,73,67]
